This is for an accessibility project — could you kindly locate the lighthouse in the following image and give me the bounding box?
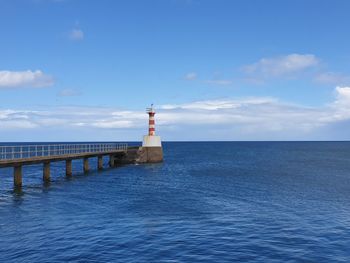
[140,104,163,162]
[147,104,156,136]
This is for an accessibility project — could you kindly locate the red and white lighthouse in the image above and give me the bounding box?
[147,105,156,136]
[142,104,162,148]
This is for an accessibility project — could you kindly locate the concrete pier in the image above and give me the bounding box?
[0,144,128,188]
[0,141,163,189]
[83,158,89,173]
[98,156,103,170]
[66,160,72,177]
[43,162,50,182]
[14,166,22,188]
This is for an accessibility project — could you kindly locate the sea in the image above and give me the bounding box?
[0,141,350,262]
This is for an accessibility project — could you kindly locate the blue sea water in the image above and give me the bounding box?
[0,141,350,262]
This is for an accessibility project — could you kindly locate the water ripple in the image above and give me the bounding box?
[1,142,350,262]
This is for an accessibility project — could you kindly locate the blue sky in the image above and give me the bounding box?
[1,0,350,141]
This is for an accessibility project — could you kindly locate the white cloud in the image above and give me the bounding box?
[1,87,350,140]
[69,29,84,41]
[161,97,276,110]
[0,110,39,129]
[242,54,319,80]
[184,72,197,80]
[335,86,350,103]
[89,120,135,129]
[332,86,350,119]
[159,99,324,130]
[157,87,350,138]
[0,70,54,88]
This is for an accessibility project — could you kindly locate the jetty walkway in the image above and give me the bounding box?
[0,143,128,187]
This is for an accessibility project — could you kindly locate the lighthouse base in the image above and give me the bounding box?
[113,136,163,164]
[137,146,163,163]
[142,135,162,147]
[140,135,163,163]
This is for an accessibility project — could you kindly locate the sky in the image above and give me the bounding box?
[1,0,350,141]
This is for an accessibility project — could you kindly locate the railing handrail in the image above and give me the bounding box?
[0,143,128,161]
[0,143,128,147]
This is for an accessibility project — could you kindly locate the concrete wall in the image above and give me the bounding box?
[114,146,163,165]
[136,147,163,163]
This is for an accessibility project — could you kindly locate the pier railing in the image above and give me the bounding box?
[0,143,128,160]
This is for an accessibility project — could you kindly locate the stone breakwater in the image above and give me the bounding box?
[116,146,163,164]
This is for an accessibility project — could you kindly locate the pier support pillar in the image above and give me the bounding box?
[66,160,72,177]
[98,156,103,170]
[109,155,115,167]
[83,158,89,173]
[43,162,50,182]
[14,166,22,188]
